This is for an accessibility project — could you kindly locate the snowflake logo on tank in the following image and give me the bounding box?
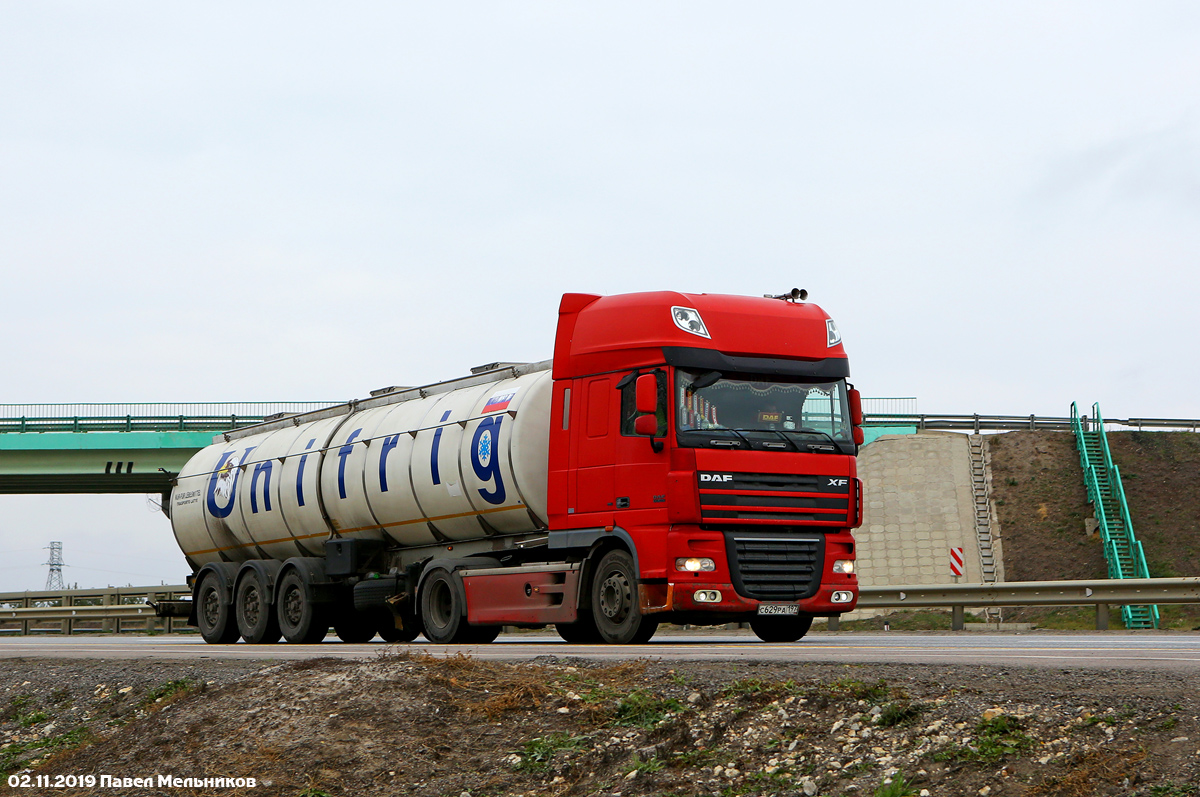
[477,430,492,467]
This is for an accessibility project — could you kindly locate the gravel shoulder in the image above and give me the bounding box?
[4,654,1200,797]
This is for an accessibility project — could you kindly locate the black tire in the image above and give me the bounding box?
[334,611,378,643]
[555,614,604,644]
[235,570,281,644]
[197,571,240,644]
[377,613,422,643]
[419,567,475,644]
[750,614,814,643]
[590,549,653,644]
[463,624,501,644]
[276,569,330,644]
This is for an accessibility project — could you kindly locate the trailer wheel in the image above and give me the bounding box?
[276,569,330,643]
[590,549,655,644]
[749,614,813,643]
[418,567,479,644]
[235,571,282,644]
[334,612,377,643]
[197,571,240,644]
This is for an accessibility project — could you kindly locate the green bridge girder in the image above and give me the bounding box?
[0,431,214,494]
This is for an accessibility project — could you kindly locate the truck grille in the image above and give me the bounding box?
[725,533,824,601]
[698,471,851,527]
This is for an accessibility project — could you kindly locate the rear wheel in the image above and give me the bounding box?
[749,614,813,643]
[590,550,654,645]
[276,570,330,644]
[334,611,377,643]
[235,571,281,644]
[197,571,240,644]
[419,568,475,644]
[377,614,422,643]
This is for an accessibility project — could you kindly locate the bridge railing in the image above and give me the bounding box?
[863,413,1200,433]
[0,403,340,434]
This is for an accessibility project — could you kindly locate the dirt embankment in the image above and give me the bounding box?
[5,655,1200,797]
[986,432,1102,582]
[988,430,1200,582]
[1107,431,1200,578]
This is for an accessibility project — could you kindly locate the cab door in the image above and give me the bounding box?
[568,374,616,525]
[613,369,670,527]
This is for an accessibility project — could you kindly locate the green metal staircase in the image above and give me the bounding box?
[1070,402,1159,629]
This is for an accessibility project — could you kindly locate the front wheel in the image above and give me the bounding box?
[590,550,655,644]
[750,614,814,643]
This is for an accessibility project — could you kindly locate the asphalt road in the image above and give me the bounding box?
[4,631,1200,670]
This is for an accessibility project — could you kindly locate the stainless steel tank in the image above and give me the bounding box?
[171,370,552,567]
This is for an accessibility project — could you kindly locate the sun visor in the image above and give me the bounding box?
[662,347,850,379]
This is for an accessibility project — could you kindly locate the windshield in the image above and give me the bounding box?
[675,369,854,453]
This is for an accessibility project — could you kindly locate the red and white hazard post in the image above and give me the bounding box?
[949,546,964,582]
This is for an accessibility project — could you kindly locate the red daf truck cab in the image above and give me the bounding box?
[544,291,863,643]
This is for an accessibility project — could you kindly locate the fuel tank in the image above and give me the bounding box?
[171,368,552,567]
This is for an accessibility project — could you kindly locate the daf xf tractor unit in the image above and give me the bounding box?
[169,290,864,645]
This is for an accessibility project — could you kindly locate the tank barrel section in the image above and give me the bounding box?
[170,370,553,566]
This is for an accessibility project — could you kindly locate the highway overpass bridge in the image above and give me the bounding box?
[0,403,338,496]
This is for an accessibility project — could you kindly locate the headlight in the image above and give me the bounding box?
[831,591,854,603]
[675,557,716,572]
[832,559,855,574]
[694,590,722,603]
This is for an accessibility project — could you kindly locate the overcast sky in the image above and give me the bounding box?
[2,3,1198,592]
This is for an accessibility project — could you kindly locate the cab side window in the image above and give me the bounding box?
[618,370,668,437]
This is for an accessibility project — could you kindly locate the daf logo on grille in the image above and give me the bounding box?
[699,473,734,482]
[828,478,848,486]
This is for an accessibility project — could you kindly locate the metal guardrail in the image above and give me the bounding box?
[2,579,1197,637]
[863,413,1200,433]
[851,577,1200,631]
[0,585,190,635]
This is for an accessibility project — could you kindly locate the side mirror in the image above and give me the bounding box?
[848,388,863,427]
[634,414,658,436]
[635,373,658,414]
[853,426,865,445]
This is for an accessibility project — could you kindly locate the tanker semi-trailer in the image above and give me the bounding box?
[169,290,864,645]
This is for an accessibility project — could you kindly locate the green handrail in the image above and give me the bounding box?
[1070,402,1159,628]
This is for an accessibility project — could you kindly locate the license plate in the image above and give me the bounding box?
[757,604,799,616]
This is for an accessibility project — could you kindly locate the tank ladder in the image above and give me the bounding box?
[1071,402,1158,629]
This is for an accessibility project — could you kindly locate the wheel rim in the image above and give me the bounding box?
[428,579,454,630]
[283,585,304,627]
[202,586,221,629]
[599,570,631,624]
[242,585,261,627]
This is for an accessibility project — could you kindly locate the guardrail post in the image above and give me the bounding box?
[827,616,840,632]
[1096,603,1109,631]
[952,605,964,631]
[102,591,114,633]
[21,596,29,636]
[62,594,71,635]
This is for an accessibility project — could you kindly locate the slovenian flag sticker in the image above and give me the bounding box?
[483,390,517,413]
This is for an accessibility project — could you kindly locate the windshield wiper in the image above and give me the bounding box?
[723,427,799,452]
[702,426,754,449]
[780,427,843,452]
